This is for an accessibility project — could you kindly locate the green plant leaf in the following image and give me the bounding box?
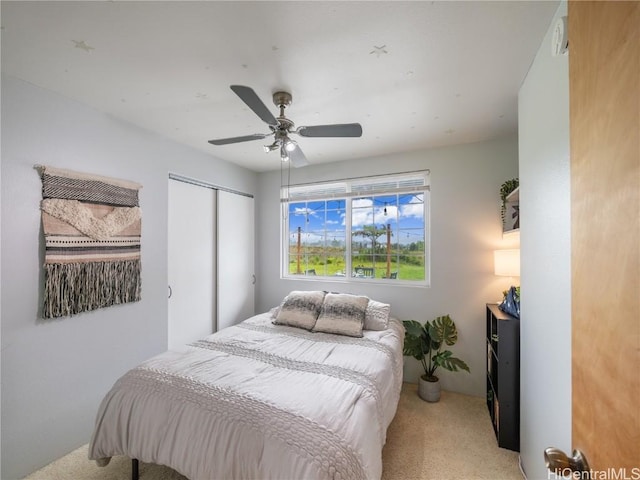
[425,322,438,350]
[500,178,519,200]
[403,320,425,339]
[429,315,458,346]
[402,320,429,361]
[433,351,470,373]
[402,334,424,360]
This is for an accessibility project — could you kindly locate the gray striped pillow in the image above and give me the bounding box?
[274,290,326,330]
[312,293,369,337]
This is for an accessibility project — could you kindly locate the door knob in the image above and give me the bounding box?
[544,447,591,478]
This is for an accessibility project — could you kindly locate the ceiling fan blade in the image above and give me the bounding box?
[208,133,270,146]
[288,144,310,168]
[297,123,363,138]
[230,85,278,127]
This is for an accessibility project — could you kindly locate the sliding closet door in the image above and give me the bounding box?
[168,179,216,350]
[217,190,255,330]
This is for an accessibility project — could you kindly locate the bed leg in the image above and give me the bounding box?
[132,458,139,480]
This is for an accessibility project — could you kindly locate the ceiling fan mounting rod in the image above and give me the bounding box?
[272,91,294,131]
[273,91,292,109]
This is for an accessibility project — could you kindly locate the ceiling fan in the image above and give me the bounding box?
[208,85,363,167]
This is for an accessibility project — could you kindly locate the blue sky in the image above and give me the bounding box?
[288,194,424,246]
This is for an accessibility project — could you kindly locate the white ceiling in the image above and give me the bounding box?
[1,1,558,172]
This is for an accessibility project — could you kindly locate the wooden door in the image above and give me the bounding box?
[570,0,639,471]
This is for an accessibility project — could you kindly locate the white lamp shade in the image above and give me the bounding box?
[494,249,520,277]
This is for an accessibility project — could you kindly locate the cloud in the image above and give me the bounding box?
[352,205,399,227]
[380,205,398,220]
[352,198,373,208]
[400,202,423,218]
[352,208,373,227]
[293,207,318,217]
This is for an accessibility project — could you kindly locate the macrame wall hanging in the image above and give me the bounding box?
[38,166,142,318]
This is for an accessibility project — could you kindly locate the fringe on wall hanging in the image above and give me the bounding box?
[38,165,143,318]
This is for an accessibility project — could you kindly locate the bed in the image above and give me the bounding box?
[88,291,404,480]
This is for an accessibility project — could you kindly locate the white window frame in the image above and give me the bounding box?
[280,170,430,286]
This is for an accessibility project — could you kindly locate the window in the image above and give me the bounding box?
[281,171,429,284]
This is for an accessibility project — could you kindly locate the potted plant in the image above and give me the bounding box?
[403,315,470,402]
[500,178,519,225]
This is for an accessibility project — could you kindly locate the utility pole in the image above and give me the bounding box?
[386,223,391,278]
[296,226,302,274]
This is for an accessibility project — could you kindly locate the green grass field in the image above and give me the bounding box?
[288,258,425,280]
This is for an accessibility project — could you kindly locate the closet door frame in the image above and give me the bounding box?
[167,177,217,350]
[168,173,255,348]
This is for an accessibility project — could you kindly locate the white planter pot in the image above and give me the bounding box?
[418,376,440,402]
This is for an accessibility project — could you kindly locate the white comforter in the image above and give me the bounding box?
[89,312,404,480]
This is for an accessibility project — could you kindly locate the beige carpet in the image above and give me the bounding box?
[380,383,522,480]
[25,383,522,480]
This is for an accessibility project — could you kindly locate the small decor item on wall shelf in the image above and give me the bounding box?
[37,165,143,318]
[500,178,519,232]
[402,315,470,402]
[499,286,521,319]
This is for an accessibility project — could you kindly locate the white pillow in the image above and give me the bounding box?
[312,293,369,337]
[364,299,391,330]
[273,290,325,330]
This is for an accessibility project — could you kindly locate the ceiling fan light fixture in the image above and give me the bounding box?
[284,138,297,152]
[280,145,290,162]
[263,141,279,153]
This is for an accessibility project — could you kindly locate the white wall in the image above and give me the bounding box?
[518,2,571,479]
[0,75,257,479]
[1,73,527,479]
[256,137,519,397]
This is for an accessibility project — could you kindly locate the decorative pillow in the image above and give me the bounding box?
[364,299,391,331]
[312,293,369,337]
[273,290,326,330]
